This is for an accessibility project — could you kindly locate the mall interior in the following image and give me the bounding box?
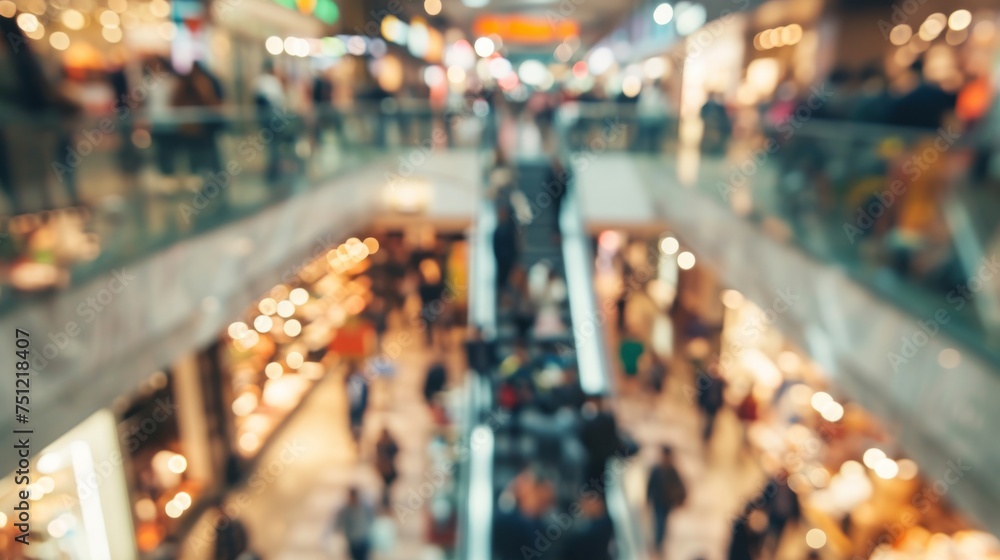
[2,0,1000,558]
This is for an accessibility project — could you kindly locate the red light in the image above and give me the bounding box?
[572,61,588,78]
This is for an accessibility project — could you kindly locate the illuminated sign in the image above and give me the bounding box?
[473,15,579,43]
[273,0,339,24]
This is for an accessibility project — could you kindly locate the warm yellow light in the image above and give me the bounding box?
[721,289,744,309]
[38,476,55,493]
[897,459,919,480]
[447,65,466,83]
[167,454,187,474]
[266,35,284,55]
[165,501,183,518]
[424,0,441,16]
[109,0,128,12]
[840,460,864,477]
[820,402,844,422]
[135,498,157,521]
[676,251,695,270]
[283,319,302,337]
[918,13,946,41]
[173,492,192,510]
[265,362,284,379]
[0,0,16,18]
[659,236,679,255]
[150,0,171,18]
[50,32,70,51]
[232,393,258,417]
[47,518,69,538]
[622,75,642,98]
[16,13,39,33]
[254,315,273,333]
[100,10,120,27]
[363,237,380,254]
[653,3,673,25]
[875,458,899,479]
[863,448,886,469]
[277,300,295,318]
[24,22,44,40]
[781,24,802,45]
[474,36,495,57]
[289,288,309,305]
[259,298,278,316]
[286,351,304,369]
[228,322,249,340]
[890,24,912,45]
[805,528,827,549]
[948,9,972,31]
[810,391,833,412]
[937,348,961,369]
[239,432,261,453]
[102,26,123,43]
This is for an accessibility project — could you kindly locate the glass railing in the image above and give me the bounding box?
[0,102,482,313]
[557,101,1000,363]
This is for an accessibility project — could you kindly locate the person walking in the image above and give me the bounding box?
[492,204,520,293]
[374,428,400,510]
[580,397,622,487]
[336,488,375,560]
[418,258,446,347]
[563,493,615,560]
[646,446,686,556]
[346,365,369,441]
[763,471,801,557]
[423,362,447,405]
[213,512,249,560]
[696,366,725,443]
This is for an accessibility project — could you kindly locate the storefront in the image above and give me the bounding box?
[717,287,1000,559]
[115,358,217,554]
[0,409,135,560]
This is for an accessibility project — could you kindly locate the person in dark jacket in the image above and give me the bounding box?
[423,362,447,405]
[580,397,622,487]
[696,366,725,443]
[213,512,249,560]
[418,258,446,347]
[563,493,615,560]
[493,204,520,293]
[375,428,400,509]
[646,446,686,553]
[763,471,801,557]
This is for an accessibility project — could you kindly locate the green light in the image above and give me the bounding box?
[274,0,295,8]
[314,0,339,24]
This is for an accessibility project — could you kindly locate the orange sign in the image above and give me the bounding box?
[473,15,579,44]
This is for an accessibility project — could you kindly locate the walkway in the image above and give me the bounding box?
[179,319,466,560]
[596,267,811,560]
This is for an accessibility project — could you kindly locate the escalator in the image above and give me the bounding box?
[457,156,645,560]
